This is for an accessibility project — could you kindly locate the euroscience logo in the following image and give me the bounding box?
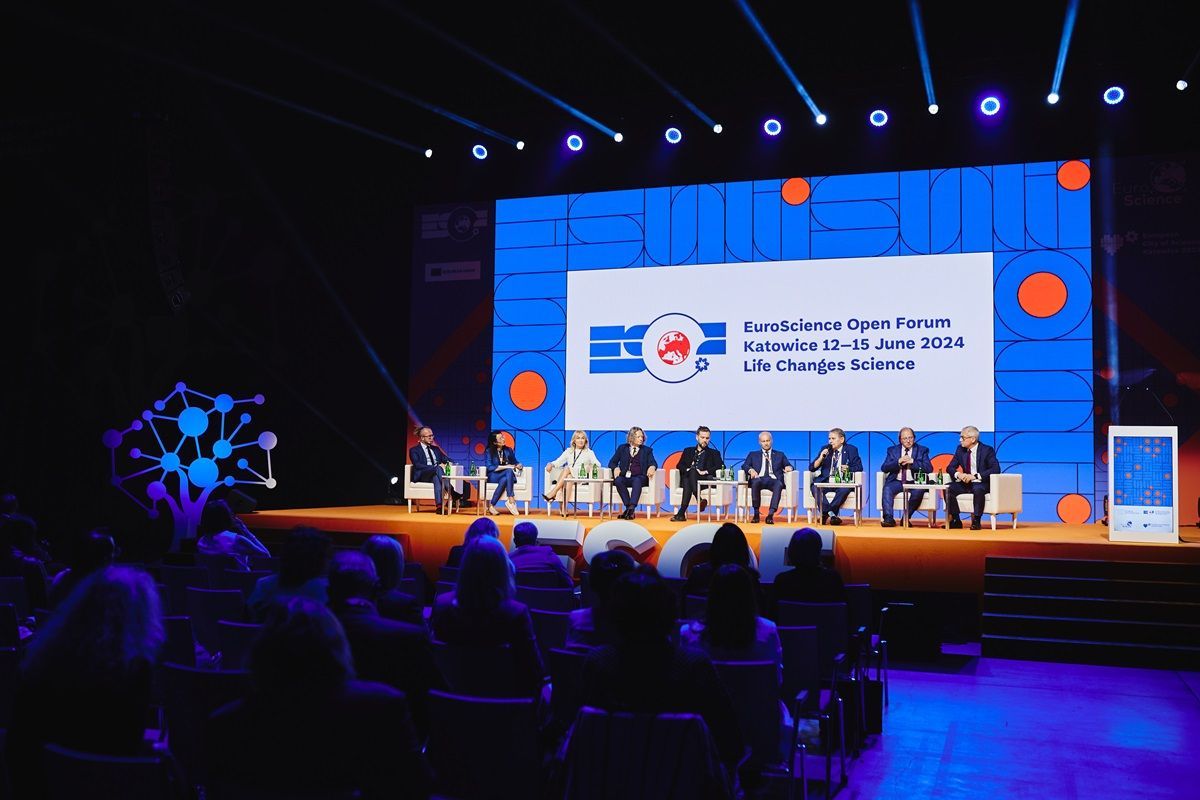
[589,312,725,384]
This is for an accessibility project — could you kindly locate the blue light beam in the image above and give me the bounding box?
[1049,0,1079,100]
[908,1,937,111]
[733,0,824,122]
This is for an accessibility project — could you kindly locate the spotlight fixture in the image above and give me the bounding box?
[868,110,888,127]
[516,140,525,150]
[424,148,433,158]
[1103,86,1125,105]
[815,113,827,126]
[928,103,939,115]
[763,118,782,136]
[390,476,399,485]
[1047,92,1060,105]
[664,127,682,144]
[980,96,1001,116]
[712,123,723,134]
[471,144,488,160]
[566,133,583,151]
[613,132,624,142]
[1177,79,1189,91]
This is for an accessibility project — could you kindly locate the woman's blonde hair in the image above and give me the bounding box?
[571,430,589,448]
[626,426,646,445]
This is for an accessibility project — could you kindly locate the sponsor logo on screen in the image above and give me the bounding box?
[589,312,725,383]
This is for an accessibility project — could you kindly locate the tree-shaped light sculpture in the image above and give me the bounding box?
[103,382,278,550]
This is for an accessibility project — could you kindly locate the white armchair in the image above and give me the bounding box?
[668,469,734,518]
[404,463,458,513]
[736,468,799,522]
[953,473,1022,529]
[803,470,865,526]
[604,468,662,519]
[875,471,939,526]
[482,467,533,515]
[544,465,607,517]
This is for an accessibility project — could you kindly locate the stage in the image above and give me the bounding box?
[240,505,1200,594]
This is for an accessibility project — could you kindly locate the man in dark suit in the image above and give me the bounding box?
[328,551,443,736]
[742,431,793,525]
[608,426,658,519]
[946,425,1001,530]
[671,426,726,522]
[508,522,572,587]
[809,428,863,526]
[879,427,934,527]
[408,426,465,513]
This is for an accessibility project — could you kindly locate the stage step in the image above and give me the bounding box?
[981,556,1200,669]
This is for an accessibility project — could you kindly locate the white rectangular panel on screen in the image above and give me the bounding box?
[565,253,995,432]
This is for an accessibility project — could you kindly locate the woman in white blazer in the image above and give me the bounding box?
[544,429,601,510]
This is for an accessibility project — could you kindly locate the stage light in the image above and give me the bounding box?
[909,0,939,117]
[1103,86,1125,105]
[713,123,723,133]
[869,110,888,127]
[928,103,939,115]
[1048,0,1079,108]
[516,140,525,150]
[763,118,782,136]
[424,148,433,158]
[613,132,624,142]
[665,127,682,144]
[815,113,827,126]
[735,0,824,122]
[566,133,583,151]
[1047,92,1060,105]
[980,96,1001,116]
[471,144,488,160]
[1177,79,1189,91]
[390,476,399,485]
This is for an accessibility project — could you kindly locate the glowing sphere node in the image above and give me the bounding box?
[1103,86,1125,105]
[213,439,233,459]
[102,429,123,449]
[214,393,234,413]
[240,413,252,424]
[175,382,187,391]
[160,452,181,472]
[258,431,279,451]
[471,144,488,160]
[265,478,278,489]
[224,476,236,487]
[237,458,249,470]
[153,400,166,411]
[763,118,782,136]
[177,406,209,437]
[253,394,265,405]
[869,110,888,127]
[188,457,219,489]
[130,448,142,459]
[980,96,1001,116]
[566,134,583,151]
[664,127,682,144]
[147,481,167,501]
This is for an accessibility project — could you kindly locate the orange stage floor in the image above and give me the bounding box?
[241,505,1200,595]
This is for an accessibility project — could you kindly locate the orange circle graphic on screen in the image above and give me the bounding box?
[474,443,485,455]
[509,371,548,411]
[782,177,811,205]
[501,431,516,448]
[1057,160,1090,191]
[1056,494,1091,524]
[931,453,954,472]
[1017,272,1068,318]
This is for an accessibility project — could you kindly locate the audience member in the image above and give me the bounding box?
[566,550,635,648]
[579,566,744,771]
[431,536,544,694]
[0,512,49,610]
[682,564,782,667]
[684,522,760,597]
[5,567,164,799]
[443,516,500,568]
[769,528,846,614]
[0,492,18,514]
[197,498,270,567]
[508,521,572,587]
[247,526,331,621]
[362,535,424,626]
[207,597,431,799]
[47,528,117,608]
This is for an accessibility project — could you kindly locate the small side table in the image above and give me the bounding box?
[557,476,613,518]
[696,479,741,521]
[902,482,949,528]
[812,482,863,527]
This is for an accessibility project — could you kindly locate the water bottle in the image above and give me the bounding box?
[592,462,599,479]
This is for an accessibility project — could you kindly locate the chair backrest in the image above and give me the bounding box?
[160,615,195,667]
[529,608,570,662]
[776,602,847,681]
[564,707,725,800]
[0,577,30,619]
[196,552,244,583]
[159,565,210,617]
[515,568,572,589]
[515,585,577,612]
[0,646,18,729]
[434,580,455,598]
[162,662,251,786]
[216,620,263,670]
[246,555,280,573]
[438,565,459,582]
[711,660,782,767]
[186,588,246,656]
[43,743,183,800]
[217,569,273,598]
[547,647,589,730]
[682,594,707,621]
[843,584,873,632]
[777,625,821,708]
[431,641,520,698]
[426,689,541,798]
[0,603,19,648]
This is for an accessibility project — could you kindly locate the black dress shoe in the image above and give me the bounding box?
[670,512,687,522]
[828,515,842,526]
[970,518,982,530]
[751,513,761,524]
[699,498,708,512]
[625,507,637,520]
[881,517,896,528]
[948,518,963,529]
[820,513,830,525]
[764,514,775,525]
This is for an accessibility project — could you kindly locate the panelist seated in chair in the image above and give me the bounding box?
[809,427,862,526]
[484,430,523,517]
[608,426,658,520]
[879,427,934,527]
[408,426,467,513]
[671,425,726,522]
[946,425,1000,531]
[544,429,601,508]
[742,431,793,525]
